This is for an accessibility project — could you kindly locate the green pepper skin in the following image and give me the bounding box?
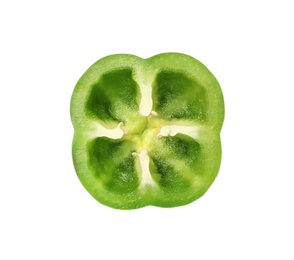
[71,53,224,209]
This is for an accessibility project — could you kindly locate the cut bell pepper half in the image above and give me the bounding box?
[70,53,224,209]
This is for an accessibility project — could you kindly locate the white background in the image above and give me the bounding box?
[1,1,293,259]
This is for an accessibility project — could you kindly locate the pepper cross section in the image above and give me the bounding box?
[71,53,224,209]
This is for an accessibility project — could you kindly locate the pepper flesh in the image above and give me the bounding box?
[71,53,224,209]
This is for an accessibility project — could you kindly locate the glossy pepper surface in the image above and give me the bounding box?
[71,53,224,209]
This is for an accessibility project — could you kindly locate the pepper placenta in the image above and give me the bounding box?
[71,53,224,209]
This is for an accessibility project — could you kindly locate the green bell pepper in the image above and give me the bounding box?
[71,53,224,209]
